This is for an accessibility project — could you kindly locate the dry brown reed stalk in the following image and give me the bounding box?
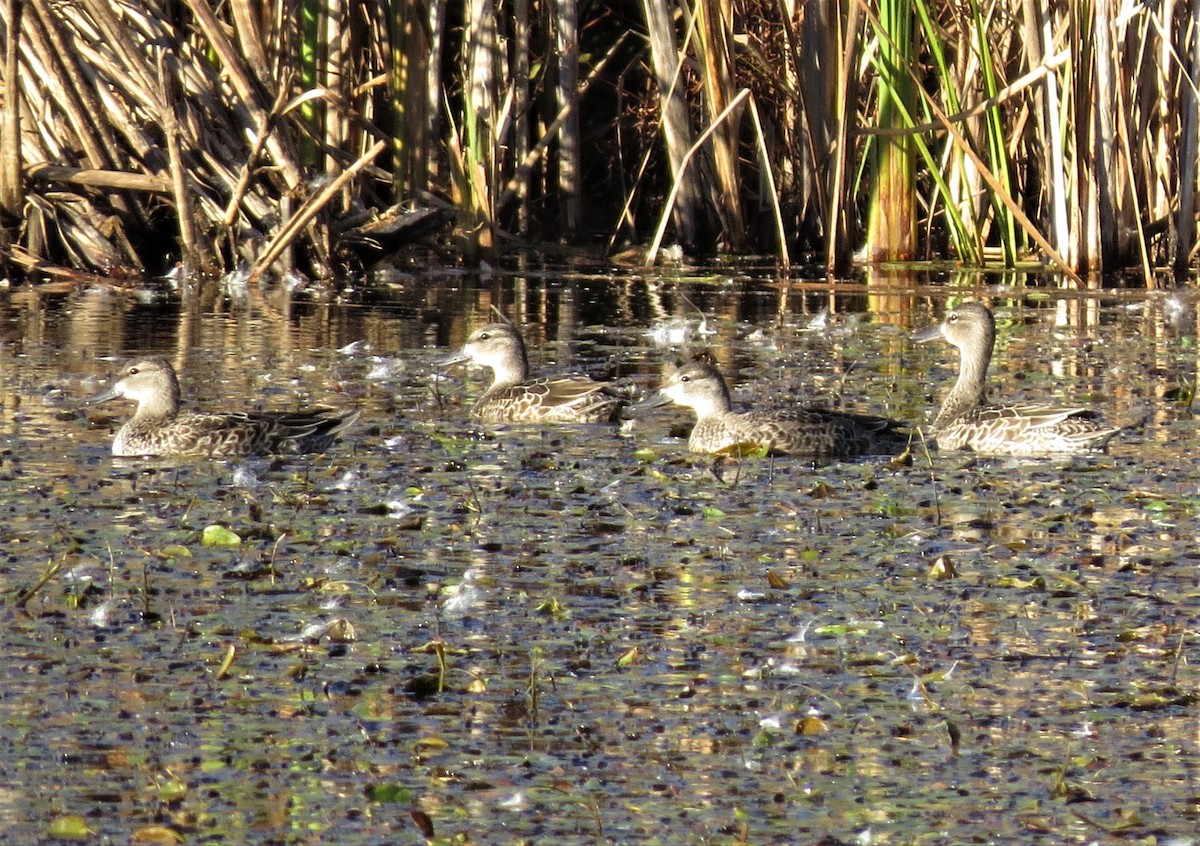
[695,0,744,250]
[555,0,581,235]
[646,87,751,264]
[864,0,917,262]
[1181,3,1200,271]
[249,139,387,283]
[3,0,1200,287]
[0,0,20,222]
[826,0,861,274]
[511,0,531,235]
[0,0,390,285]
[1019,1,1070,261]
[641,0,712,251]
[390,1,435,200]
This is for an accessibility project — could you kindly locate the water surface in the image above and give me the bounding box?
[1,268,1198,843]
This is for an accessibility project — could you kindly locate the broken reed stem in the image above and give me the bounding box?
[26,164,170,193]
[178,0,303,191]
[248,139,387,282]
[158,50,201,274]
[222,81,292,227]
[13,558,62,608]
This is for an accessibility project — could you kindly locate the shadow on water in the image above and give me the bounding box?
[1,264,1200,843]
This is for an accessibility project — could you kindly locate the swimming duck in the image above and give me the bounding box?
[632,360,907,457]
[914,301,1120,455]
[436,322,627,423]
[87,357,359,457]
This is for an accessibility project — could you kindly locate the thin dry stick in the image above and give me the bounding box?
[269,533,287,584]
[496,31,630,214]
[858,50,1071,139]
[607,139,657,255]
[1169,630,1185,684]
[180,0,303,190]
[13,558,62,608]
[248,139,386,282]
[645,87,751,264]
[222,79,295,227]
[158,51,199,269]
[916,427,941,527]
[26,165,169,193]
[746,95,790,267]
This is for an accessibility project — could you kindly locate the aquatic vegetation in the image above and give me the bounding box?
[0,292,1195,845]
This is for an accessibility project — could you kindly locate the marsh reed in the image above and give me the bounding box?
[0,0,1195,286]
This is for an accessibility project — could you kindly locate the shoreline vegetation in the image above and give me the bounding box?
[0,0,1194,290]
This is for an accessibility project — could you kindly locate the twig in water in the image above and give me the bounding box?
[1170,629,1186,685]
[526,647,544,724]
[463,477,483,514]
[917,427,941,527]
[13,559,62,608]
[269,533,287,584]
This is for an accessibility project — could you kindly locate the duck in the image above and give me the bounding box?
[632,359,908,457]
[914,301,1120,455]
[86,357,359,457]
[436,322,627,423]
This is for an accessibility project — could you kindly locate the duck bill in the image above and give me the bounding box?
[912,323,944,343]
[84,384,122,405]
[629,390,673,414]
[434,347,470,368]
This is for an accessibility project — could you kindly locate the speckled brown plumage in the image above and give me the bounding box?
[914,302,1120,456]
[87,357,359,457]
[633,360,908,458]
[437,322,626,424]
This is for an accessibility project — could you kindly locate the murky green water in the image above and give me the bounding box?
[1,268,1199,843]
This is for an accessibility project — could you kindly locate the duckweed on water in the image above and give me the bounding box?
[2,293,1200,842]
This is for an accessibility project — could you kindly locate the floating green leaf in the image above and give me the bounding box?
[155,774,188,803]
[201,525,242,547]
[47,815,91,840]
[365,783,413,803]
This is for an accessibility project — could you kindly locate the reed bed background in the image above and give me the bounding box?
[0,0,1194,288]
